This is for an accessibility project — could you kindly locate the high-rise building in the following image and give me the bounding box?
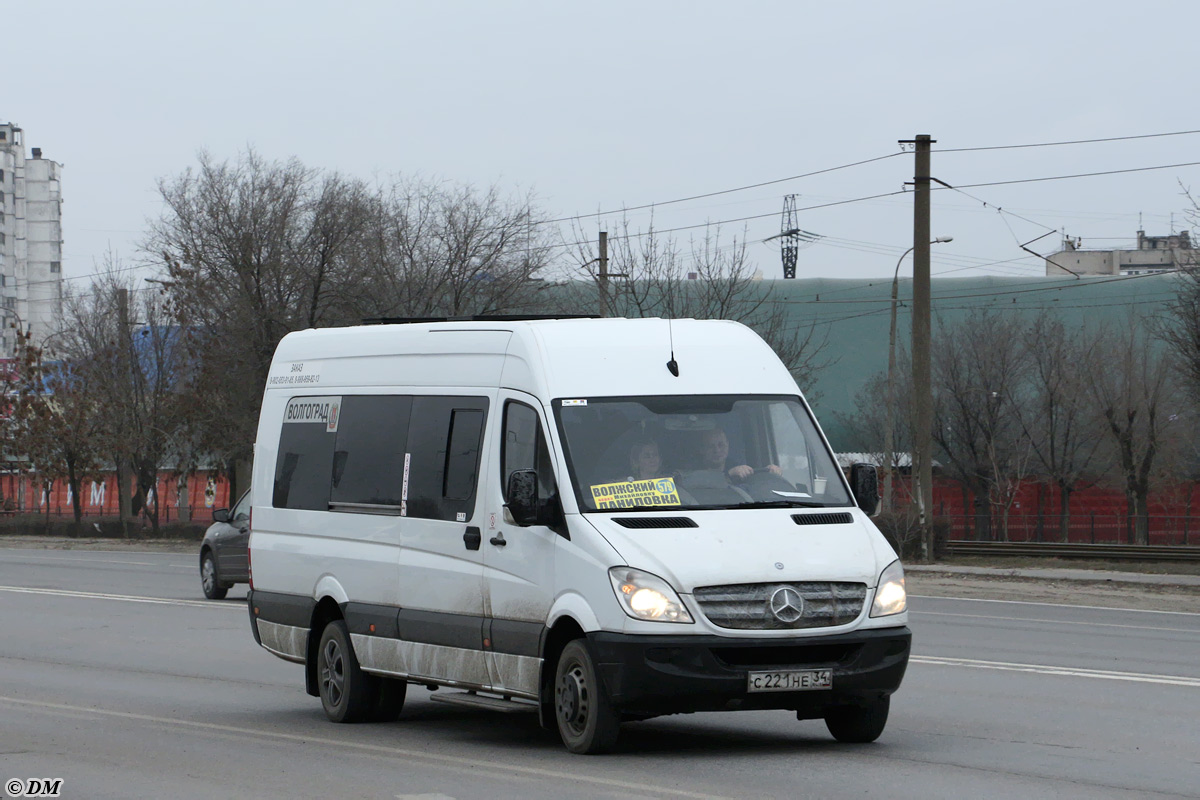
[0,121,64,357]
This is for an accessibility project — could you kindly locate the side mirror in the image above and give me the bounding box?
[849,463,880,517]
[212,508,232,523]
[505,470,539,526]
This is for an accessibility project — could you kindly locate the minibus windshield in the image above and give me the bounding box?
[553,395,853,512]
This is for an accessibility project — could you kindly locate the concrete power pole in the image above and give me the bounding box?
[116,287,134,528]
[903,134,935,560]
[598,231,609,317]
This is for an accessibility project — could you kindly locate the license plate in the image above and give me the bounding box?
[747,669,832,693]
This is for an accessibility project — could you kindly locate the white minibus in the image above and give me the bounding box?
[247,317,910,753]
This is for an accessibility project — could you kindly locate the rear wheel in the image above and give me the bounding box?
[554,639,620,754]
[824,697,890,743]
[317,620,372,723]
[200,552,227,600]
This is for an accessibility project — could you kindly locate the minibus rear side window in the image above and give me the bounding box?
[273,396,339,510]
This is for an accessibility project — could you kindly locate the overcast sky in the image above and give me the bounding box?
[6,0,1199,292]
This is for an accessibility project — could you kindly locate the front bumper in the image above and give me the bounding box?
[587,625,910,719]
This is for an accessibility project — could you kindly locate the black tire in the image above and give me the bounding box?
[824,697,890,743]
[317,620,373,723]
[370,677,408,722]
[200,551,228,600]
[554,639,620,754]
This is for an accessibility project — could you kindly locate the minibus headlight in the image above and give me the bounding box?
[608,567,693,623]
[870,559,907,617]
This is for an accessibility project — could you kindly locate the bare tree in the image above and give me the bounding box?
[1086,318,1181,544]
[985,421,1034,541]
[9,337,106,529]
[144,149,374,493]
[931,311,1029,541]
[356,178,557,319]
[1158,185,1200,422]
[1015,313,1105,541]
[54,265,198,534]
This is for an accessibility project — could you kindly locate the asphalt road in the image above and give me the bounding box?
[1,549,1197,799]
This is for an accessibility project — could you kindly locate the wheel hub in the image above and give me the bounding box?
[558,666,586,729]
[322,639,345,706]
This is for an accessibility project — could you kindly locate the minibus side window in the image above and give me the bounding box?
[503,401,556,501]
[444,409,485,500]
[329,396,412,507]
[406,396,489,520]
[273,396,338,510]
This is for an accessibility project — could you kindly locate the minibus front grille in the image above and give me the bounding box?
[791,512,853,525]
[692,582,867,630]
[613,517,698,529]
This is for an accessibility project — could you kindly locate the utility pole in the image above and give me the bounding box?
[116,287,133,529]
[597,231,609,318]
[901,134,935,560]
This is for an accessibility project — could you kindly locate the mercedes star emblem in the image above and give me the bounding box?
[768,586,804,623]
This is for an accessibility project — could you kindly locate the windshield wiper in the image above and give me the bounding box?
[733,500,828,509]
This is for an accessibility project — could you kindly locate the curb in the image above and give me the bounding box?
[908,564,1200,589]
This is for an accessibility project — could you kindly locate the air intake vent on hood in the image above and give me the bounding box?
[791,512,853,526]
[613,517,698,529]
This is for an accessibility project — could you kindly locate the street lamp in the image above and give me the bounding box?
[882,236,952,513]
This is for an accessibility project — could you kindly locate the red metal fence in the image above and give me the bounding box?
[938,513,1199,546]
[0,470,233,524]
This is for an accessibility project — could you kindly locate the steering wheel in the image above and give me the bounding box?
[737,470,798,500]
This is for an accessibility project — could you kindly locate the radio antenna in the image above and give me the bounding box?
[666,318,679,377]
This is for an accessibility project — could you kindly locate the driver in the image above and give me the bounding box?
[695,427,781,483]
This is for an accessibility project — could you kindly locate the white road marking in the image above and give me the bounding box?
[912,610,1197,633]
[910,594,1200,616]
[0,585,240,609]
[913,655,1200,687]
[0,546,194,557]
[0,553,190,568]
[0,696,731,800]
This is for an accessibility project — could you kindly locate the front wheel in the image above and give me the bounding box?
[317,620,372,723]
[824,696,890,743]
[554,639,620,754]
[370,677,408,722]
[200,552,227,600]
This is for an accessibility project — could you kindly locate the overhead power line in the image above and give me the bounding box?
[16,258,156,290]
[545,152,903,227]
[942,161,1200,190]
[553,190,908,250]
[935,129,1200,153]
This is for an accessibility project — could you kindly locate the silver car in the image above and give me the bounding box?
[199,490,250,600]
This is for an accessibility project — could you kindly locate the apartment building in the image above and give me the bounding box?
[1045,230,1195,276]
